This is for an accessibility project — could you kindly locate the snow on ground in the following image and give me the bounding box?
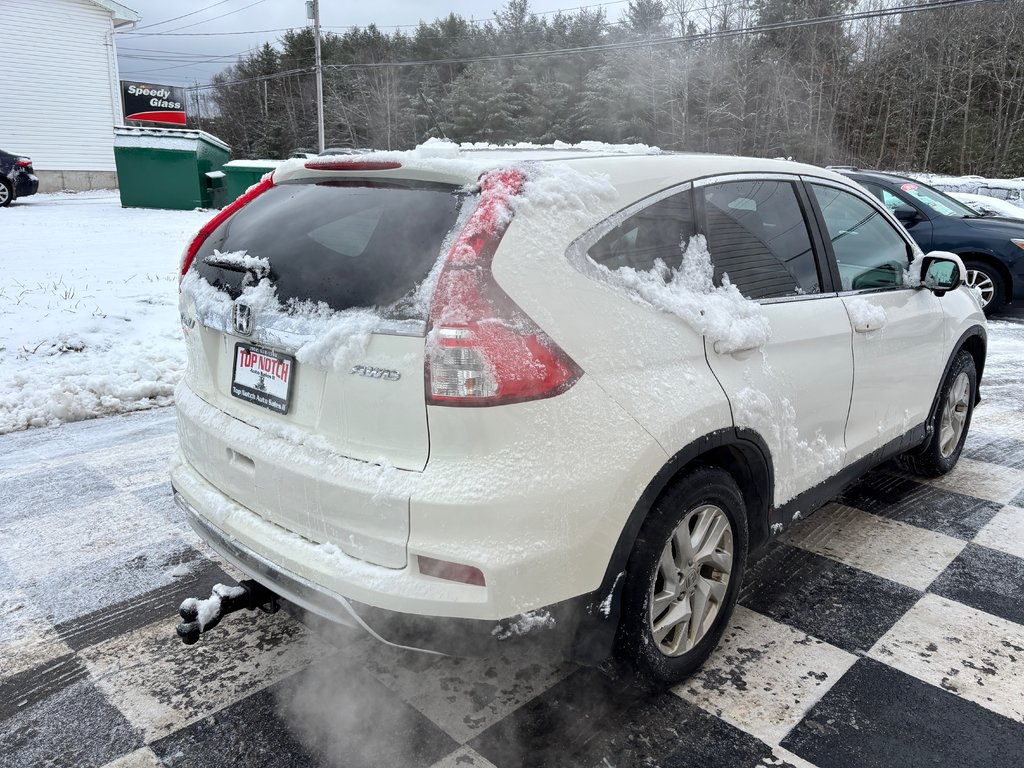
[0,191,213,434]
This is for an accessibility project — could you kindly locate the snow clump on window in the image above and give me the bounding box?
[181,267,382,371]
[591,234,771,354]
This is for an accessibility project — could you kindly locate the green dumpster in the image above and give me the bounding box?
[223,160,284,205]
[113,127,230,210]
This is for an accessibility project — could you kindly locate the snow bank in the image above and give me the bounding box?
[590,235,772,353]
[0,192,214,434]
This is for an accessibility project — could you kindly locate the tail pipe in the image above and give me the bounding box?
[176,579,280,645]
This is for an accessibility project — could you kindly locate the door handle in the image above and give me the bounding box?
[713,339,760,355]
[848,300,887,333]
[852,316,886,333]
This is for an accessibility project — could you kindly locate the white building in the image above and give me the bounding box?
[2,0,140,192]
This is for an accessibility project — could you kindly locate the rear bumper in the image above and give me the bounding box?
[14,173,38,198]
[173,486,587,659]
[173,377,666,620]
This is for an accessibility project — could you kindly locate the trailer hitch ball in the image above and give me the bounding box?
[176,579,279,645]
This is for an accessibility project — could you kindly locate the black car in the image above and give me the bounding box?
[836,169,1024,314]
[0,149,39,207]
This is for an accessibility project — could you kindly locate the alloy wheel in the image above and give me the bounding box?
[0,184,9,206]
[939,370,971,458]
[649,503,734,657]
[964,269,995,308]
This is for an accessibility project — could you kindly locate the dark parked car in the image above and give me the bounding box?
[0,149,39,207]
[836,169,1024,314]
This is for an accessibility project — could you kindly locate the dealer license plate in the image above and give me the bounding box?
[230,343,295,414]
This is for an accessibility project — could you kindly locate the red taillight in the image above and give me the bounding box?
[15,158,31,168]
[426,169,581,407]
[179,177,274,286]
[303,159,401,171]
[417,555,486,586]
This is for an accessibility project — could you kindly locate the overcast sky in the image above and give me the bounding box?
[114,0,628,87]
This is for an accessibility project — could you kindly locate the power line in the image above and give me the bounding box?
[117,46,245,55]
[119,0,271,37]
[118,27,292,37]
[119,52,247,62]
[188,65,314,90]
[121,62,239,76]
[119,54,249,76]
[128,0,235,31]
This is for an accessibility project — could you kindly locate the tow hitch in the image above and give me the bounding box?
[176,579,280,645]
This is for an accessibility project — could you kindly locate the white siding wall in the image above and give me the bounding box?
[2,0,122,171]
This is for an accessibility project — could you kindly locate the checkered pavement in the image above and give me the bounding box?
[2,322,1023,768]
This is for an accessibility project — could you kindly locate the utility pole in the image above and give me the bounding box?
[307,0,325,152]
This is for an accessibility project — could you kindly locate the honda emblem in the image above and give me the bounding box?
[232,302,254,336]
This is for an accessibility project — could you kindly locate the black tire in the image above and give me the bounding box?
[0,179,12,208]
[614,466,748,688]
[962,259,1006,316]
[900,350,977,477]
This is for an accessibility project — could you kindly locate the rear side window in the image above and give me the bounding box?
[701,180,820,299]
[810,184,911,291]
[588,190,695,271]
[194,181,464,318]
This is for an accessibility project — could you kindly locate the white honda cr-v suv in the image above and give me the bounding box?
[171,143,986,686]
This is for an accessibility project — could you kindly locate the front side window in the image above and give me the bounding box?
[811,184,911,291]
[862,183,907,213]
[588,190,695,271]
[701,180,820,299]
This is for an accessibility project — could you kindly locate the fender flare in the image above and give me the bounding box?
[914,324,987,452]
[570,427,773,665]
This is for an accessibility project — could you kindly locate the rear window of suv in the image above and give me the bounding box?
[193,180,464,319]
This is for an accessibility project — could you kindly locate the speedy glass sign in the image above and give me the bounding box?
[121,81,187,126]
[231,343,295,414]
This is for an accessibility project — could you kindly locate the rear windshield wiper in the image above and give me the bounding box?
[203,253,271,281]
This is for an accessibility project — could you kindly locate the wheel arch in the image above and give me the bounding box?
[958,251,1013,303]
[570,428,773,665]
[914,325,987,452]
[957,326,987,400]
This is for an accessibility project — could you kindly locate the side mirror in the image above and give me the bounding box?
[893,205,920,224]
[920,252,964,296]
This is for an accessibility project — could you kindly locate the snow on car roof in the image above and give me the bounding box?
[274,138,848,191]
